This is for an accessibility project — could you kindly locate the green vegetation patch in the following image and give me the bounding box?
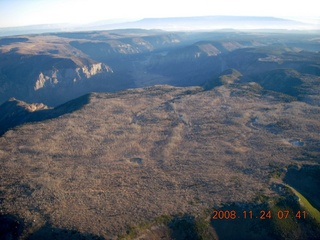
[289,187,320,225]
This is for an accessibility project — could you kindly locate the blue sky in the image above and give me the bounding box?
[0,0,319,28]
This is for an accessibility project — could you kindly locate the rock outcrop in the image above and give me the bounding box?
[34,63,113,90]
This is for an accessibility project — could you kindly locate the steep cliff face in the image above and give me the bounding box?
[0,50,114,106]
[1,30,319,107]
[34,63,113,90]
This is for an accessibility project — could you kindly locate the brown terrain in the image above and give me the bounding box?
[1,82,320,239]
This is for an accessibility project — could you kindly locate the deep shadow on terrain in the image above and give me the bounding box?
[0,214,24,240]
[27,224,104,240]
[0,94,90,136]
[168,215,202,240]
[284,165,320,212]
[0,37,28,45]
[0,214,103,240]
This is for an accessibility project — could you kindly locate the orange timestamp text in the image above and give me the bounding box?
[212,209,307,220]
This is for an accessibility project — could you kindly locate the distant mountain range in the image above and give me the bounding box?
[0,16,314,36]
[101,16,309,31]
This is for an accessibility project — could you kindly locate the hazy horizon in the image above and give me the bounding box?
[0,0,319,28]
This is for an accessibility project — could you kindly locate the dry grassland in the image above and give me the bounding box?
[0,84,319,239]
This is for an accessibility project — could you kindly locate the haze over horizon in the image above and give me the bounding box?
[0,0,319,28]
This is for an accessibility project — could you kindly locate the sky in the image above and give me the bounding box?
[0,0,319,28]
